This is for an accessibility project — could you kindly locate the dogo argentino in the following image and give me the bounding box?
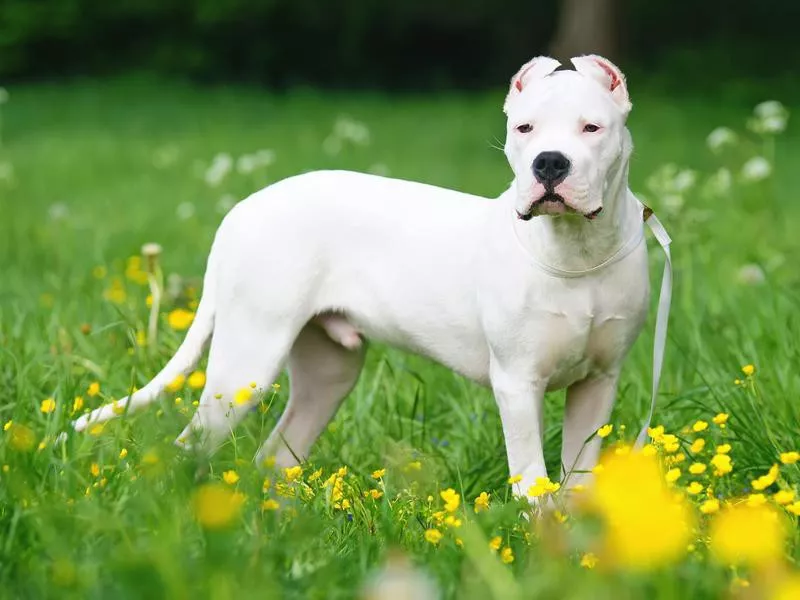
[75,55,662,497]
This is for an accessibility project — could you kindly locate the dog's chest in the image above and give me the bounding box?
[537,277,647,389]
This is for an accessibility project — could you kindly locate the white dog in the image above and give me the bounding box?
[76,55,658,496]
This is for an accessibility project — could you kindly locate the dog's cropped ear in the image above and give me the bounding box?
[503,56,561,114]
[571,55,631,115]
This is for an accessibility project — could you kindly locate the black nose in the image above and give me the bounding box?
[532,151,571,187]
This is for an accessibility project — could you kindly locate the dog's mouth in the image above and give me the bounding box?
[516,191,603,221]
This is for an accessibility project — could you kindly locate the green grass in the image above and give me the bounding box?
[1,76,799,599]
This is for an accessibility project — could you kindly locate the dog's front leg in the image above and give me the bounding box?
[490,358,548,503]
[560,372,620,490]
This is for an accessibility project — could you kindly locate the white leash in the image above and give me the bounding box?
[635,210,672,447]
[517,206,673,448]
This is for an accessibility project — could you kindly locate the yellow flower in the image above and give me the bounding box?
[662,436,681,454]
[424,529,443,545]
[440,488,460,513]
[786,502,800,516]
[700,498,720,514]
[489,536,502,551]
[712,413,729,425]
[371,469,386,479]
[774,490,795,505]
[597,424,613,438]
[87,382,101,397]
[188,371,206,389]
[192,483,244,529]
[589,447,694,570]
[773,574,800,600]
[234,388,252,405]
[647,425,665,442]
[665,468,681,483]
[710,453,733,476]
[88,423,104,436]
[709,503,786,566]
[3,420,11,431]
[444,515,462,528]
[642,444,658,457]
[474,492,490,513]
[8,424,36,452]
[780,451,800,465]
[119,448,128,459]
[751,464,779,491]
[689,463,707,475]
[747,494,767,507]
[145,294,153,307]
[308,468,323,482]
[500,547,514,564]
[716,444,731,455]
[167,309,195,330]
[165,374,185,393]
[686,482,704,495]
[580,552,599,569]
[741,364,755,376]
[90,463,100,477]
[528,476,561,497]
[405,460,422,472]
[507,474,522,485]
[103,279,127,304]
[72,396,84,414]
[690,439,705,453]
[262,499,280,511]
[284,466,303,482]
[40,398,56,414]
[692,420,708,432]
[222,470,240,485]
[368,489,383,500]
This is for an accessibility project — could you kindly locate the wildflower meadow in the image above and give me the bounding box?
[1,79,800,599]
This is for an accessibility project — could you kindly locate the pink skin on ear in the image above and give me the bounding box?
[594,59,621,92]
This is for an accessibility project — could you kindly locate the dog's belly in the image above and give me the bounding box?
[350,314,492,385]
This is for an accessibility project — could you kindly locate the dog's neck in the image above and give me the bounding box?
[506,142,641,274]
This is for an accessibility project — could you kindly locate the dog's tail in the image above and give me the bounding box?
[73,248,219,433]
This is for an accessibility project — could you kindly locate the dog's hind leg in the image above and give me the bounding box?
[255,321,365,469]
[175,308,300,455]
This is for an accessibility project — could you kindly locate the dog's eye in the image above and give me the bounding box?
[583,123,601,133]
[516,124,533,134]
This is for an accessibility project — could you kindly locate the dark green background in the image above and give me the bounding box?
[1,0,797,89]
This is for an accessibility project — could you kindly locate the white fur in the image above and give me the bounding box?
[74,55,650,495]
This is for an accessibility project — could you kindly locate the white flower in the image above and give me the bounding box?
[368,163,390,176]
[706,127,737,152]
[704,168,732,197]
[736,264,766,286]
[203,153,233,187]
[176,202,196,220]
[236,154,257,174]
[0,87,8,105]
[334,117,370,145]
[673,169,697,192]
[216,194,236,214]
[48,203,69,221]
[661,194,684,211]
[754,100,787,120]
[760,115,787,134]
[741,156,771,182]
[253,149,276,167]
[141,243,162,257]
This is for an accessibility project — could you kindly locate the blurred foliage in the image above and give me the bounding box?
[0,0,798,89]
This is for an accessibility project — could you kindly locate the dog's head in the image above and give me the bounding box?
[503,55,632,221]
